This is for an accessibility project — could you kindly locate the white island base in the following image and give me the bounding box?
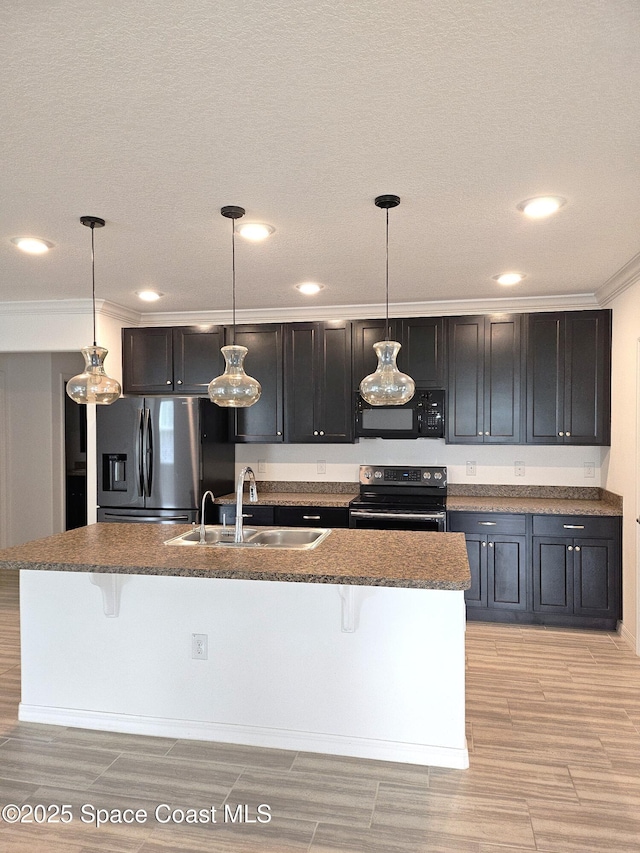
[19,570,468,769]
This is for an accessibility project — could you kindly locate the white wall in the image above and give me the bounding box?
[604,280,640,649]
[236,442,608,488]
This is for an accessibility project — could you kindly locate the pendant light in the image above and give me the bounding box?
[66,216,121,405]
[208,206,262,408]
[359,195,415,406]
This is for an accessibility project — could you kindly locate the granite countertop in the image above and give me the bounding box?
[216,491,356,507]
[446,496,621,516]
[0,523,470,591]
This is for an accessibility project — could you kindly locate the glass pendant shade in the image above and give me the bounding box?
[359,340,415,405]
[66,345,122,405]
[208,345,261,408]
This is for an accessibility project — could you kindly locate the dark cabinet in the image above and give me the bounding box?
[274,505,349,528]
[532,515,620,627]
[446,315,523,444]
[215,504,275,527]
[122,326,224,395]
[284,321,353,442]
[526,311,611,445]
[231,324,284,443]
[448,513,527,613]
[352,317,444,390]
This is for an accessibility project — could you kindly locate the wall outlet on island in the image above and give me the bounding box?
[466,461,476,477]
[191,633,208,660]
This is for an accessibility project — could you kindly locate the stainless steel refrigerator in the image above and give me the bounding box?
[97,397,235,523]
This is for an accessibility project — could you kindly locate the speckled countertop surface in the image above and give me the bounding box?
[216,491,356,507]
[0,523,470,590]
[446,496,621,516]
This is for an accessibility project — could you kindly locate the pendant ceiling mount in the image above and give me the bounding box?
[208,205,262,408]
[66,215,121,406]
[359,194,415,406]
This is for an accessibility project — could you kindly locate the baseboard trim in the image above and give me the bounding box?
[618,621,638,654]
[18,704,469,769]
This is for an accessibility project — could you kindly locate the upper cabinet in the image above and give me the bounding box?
[284,321,353,442]
[446,314,523,444]
[122,327,224,395]
[231,324,284,443]
[352,317,444,390]
[526,311,611,445]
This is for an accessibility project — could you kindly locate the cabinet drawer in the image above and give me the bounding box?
[532,515,620,538]
[274,505,349,528]
[216,505,275,526]
[447,512,526,535]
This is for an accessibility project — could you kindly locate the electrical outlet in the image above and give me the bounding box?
[191,633,208,660]
[514,461,525,477]
[466,461,476,477]
[257,459,266,474]
[317,460,326,474]
[584,462,595,478]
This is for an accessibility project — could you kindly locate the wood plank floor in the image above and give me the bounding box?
[1,569,639,852]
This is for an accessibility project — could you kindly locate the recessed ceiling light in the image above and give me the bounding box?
[10,236,54,254]
[136,290,164,302]
[517,196,566,219]
[295,282,325,295]
[493,272,526,286]
[237,222,275,241]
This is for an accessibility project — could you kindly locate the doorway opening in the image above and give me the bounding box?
[64,386,87,529]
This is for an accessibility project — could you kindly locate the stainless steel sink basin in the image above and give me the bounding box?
[164,526,258,546]
[164,525,331,550]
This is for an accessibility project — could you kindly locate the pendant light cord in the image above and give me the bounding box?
[231,217,236,345]
[385,207,390,341]
[90,222,97,347]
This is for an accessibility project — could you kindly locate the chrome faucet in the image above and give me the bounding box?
[235,466,258,543]
[199,490,216,544]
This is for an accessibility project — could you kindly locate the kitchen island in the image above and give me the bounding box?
[0,523,470,769]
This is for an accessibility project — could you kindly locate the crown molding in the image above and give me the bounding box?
[596,251,640,306]
[0,298,140,324]
[136,292,599,326]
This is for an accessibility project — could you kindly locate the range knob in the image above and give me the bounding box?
[434,472,442,480]
[424,472,431,479]
[374,470,383,479]
[364,470,372,479]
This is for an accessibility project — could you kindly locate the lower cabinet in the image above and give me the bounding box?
[448,511,621,629]
[274,505,349,528]
[448,513,527,614]
[215,504,275,527]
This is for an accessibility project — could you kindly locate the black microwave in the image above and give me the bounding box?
[354,389,445,439]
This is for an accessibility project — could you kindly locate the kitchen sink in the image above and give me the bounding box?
[164,525,331,550]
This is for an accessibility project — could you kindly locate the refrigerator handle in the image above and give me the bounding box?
[137,407,145,497]
[144,407,153,498]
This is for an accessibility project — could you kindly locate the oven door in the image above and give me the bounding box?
[349,509,446,532]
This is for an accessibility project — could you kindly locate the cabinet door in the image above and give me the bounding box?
[173,327,225,394]
[317,321,353,442]
[216,504,275,527]
[488,535,527,609]
[232,325,284,442]
[446,316,484,442]
[563,312,611,445]
[573,538,617,618]
[122,328,174,394]
[526,313,563,443]
[285,321,352,442]
[532,536,573,613]
[483,315,522,443]
[463,534,487,608]
[400,317,444,387]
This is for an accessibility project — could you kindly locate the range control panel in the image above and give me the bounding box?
[359,465,447,488]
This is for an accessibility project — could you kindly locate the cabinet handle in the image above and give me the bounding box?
[482,541,487,547]
[277,431,282,436]
[478,521,497,526]
[566,431,571,436]
[319,430,325,436]
[568,545,573,551]
[313,430,319,436]
[485,431,489,436]
[488,542,493,548]
[478,431,483,436]
[303,515,321,520]
[166,380,172,385]
[575,546,581,552]
[177,379,183,385]
[563,524,585,529]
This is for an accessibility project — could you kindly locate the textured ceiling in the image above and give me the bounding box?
[1,0,639,315]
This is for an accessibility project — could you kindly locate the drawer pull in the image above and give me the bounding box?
[478,521,497,526]
[563,524,585,529]
[303,515,321,520]
[575,546,581,552]
[568,545,573,551]
[488,542,494,548]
